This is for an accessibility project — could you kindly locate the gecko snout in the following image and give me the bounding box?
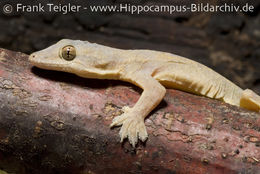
[28,54,35,62]
[28,54,35,60]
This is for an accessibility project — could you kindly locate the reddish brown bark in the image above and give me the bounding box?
[0,48,259,174]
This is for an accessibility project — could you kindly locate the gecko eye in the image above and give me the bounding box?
[61,45,76,61]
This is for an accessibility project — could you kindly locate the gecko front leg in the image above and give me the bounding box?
[110,74,166,147]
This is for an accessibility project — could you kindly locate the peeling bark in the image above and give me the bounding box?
[0,48,259,174]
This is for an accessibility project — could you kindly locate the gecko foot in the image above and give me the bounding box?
[119,116,148,147]
[110,106,148,147]
[110,112,148,147]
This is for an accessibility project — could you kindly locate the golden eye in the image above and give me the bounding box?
[61,45,76,61]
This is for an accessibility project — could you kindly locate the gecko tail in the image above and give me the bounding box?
[240,89,260,112]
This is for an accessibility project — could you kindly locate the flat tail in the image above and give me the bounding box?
[240,89,260,112]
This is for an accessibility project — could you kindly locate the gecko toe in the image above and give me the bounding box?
[122,106,131,112]
[110,114,128,128]
[128,123,138,147]
[110,106,132,128]
[138,124,148,142]
[119,120,131,142]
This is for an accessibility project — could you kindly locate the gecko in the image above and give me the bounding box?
[29,39,260,147]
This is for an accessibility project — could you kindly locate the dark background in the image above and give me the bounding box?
[0,0,259,92]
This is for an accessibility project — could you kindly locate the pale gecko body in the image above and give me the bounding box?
[29,39,260,147]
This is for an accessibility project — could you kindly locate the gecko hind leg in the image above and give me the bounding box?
[240,89,260,112]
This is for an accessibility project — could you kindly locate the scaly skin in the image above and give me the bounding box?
[29,39,260,147]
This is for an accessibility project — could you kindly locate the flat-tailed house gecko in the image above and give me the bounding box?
[29,39,260,147]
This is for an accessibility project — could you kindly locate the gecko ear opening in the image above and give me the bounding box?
[60,45,76,61]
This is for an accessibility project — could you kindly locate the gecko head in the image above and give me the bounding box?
[29,39,90,73]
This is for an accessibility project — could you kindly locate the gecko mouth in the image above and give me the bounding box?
[31,61,57,70]
[29,55,73,73]
[29,55,58,70]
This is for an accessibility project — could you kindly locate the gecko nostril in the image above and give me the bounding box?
[29,54,36,61]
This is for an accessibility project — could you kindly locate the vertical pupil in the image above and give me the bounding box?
[66,47,71,58]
